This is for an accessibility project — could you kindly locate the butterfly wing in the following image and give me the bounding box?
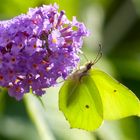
[90,69,140,120]
[59,75,103,131]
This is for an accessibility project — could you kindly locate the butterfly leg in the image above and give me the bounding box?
[79,73,89,83]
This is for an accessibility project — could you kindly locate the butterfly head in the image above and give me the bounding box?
[68,45,102,81]
[85,61,94,72]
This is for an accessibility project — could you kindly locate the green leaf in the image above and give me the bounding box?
[90,69,140,120]
[59,75,103,131]
[24,93,55,140]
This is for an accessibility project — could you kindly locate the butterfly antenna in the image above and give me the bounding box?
[92,44,102,65]
[57,80,64,84]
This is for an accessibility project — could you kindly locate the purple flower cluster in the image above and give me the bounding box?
[0,4,89,100]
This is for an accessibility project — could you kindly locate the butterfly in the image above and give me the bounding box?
[59,52,140,131]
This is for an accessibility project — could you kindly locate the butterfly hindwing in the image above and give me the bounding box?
[59,75,103,131]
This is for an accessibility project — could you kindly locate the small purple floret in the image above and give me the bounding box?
[0,3,89,100]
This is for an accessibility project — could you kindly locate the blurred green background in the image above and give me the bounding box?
[0,0,140,140]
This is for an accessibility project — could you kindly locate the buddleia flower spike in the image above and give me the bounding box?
[0,3,89,100]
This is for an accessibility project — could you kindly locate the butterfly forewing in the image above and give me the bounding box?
[90,69,140,120]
